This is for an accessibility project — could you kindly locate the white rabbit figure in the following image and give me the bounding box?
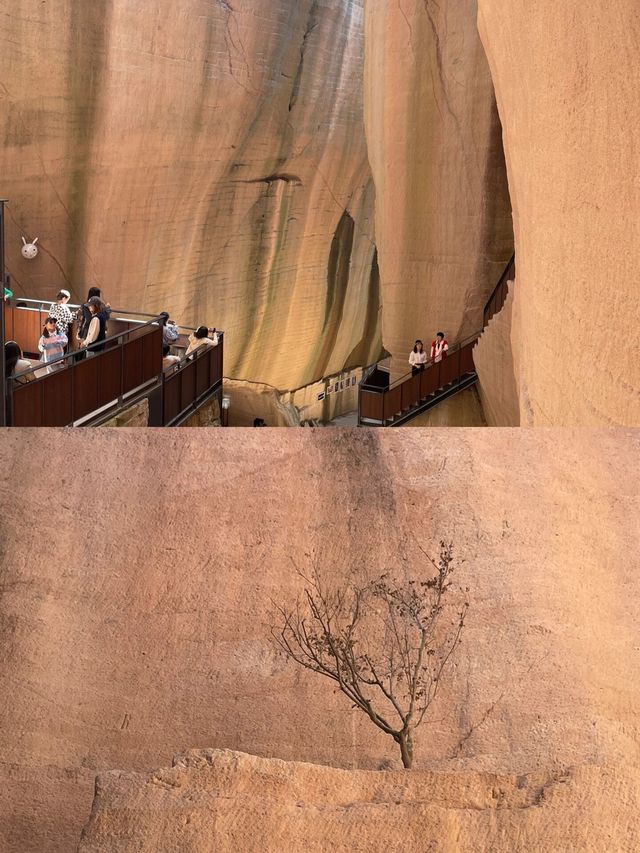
[21,236,39,259]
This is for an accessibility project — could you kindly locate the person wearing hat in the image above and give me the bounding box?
[48,290,74,342]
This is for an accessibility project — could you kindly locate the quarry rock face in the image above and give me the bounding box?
[363,0,514,368]
[0,0,381,391]
[1,430,639,851]
[474,286,519,426]
[78,750,640,852]
[477,0,640,425]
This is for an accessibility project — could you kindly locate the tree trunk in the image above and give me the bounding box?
[397,731,413,769]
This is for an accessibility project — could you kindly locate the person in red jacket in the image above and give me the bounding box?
[431,332,449,363]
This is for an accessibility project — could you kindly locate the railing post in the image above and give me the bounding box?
[0,199,7,427]
[70,352,75,424]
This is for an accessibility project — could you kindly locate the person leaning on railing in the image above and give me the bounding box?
[4,341,34,384]
[186,326,219,357]
[409,340,428,375]
[162,344,181,372]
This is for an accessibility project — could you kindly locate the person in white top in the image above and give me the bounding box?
[409,340,428,375]
[430,332,449,364]
[186,326,219,356]
[5,341,35,384]
[48,290,73,340]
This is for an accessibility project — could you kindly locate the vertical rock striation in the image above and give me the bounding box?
[478,0,640,425]
[0,0,381,390]
[363,0,513,368]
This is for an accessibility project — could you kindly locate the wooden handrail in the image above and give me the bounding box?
[359,254,516,426]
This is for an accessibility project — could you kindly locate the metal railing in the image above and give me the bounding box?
[155,330,224,427]
[359,333,479,425]
[358,255,516,426]
[483,253,516,328]
[4,300,224,427]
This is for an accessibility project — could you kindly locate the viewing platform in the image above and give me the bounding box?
[2,298,224,427]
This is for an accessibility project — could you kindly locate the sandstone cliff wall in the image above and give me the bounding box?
[474,285,520,426]
[0,0,381,390]
[1,430,639,851]
[78,750,640,852]
[478,0,640,425]
[363,0,514,369]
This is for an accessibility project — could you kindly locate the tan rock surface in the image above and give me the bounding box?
[0,0,381,390]
[0,429,639,851]
[477,0,640,425]
[403,386,487,427]
[78,750,640,852]
[473,286,519,426]
[363,0,514,366]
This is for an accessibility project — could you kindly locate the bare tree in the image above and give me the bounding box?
[272,542,468,769]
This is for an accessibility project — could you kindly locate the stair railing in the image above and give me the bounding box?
[358,254,516,426]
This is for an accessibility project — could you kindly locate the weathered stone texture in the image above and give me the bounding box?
[363,0,514,371]
[478,0,640,425]
[78,750,640,852]
[102,398,150,428]
[403,386,487,427]
[474,286,519,426]
[0,430,639,850]
[0,1,380,391]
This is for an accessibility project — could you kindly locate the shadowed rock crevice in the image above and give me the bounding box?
[235,174,303,186]
[289,1,319,113]
[311,210,355,379]
[345,247,384,370]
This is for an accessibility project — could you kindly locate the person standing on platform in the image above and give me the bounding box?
[409,340,427,375]
[38,316,68,373]
[48,290,74,346]
[78,296,108,356]
[158,313,179,348]
[76,287,111,345]
[431,332,449,364]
